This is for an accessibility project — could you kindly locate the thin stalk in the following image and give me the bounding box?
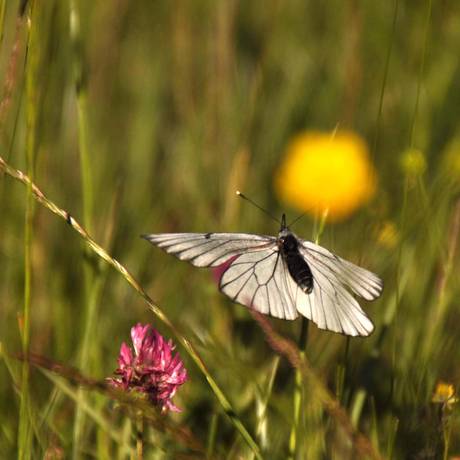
[69,2,104,457]
[2,343,47,451]
[350,389,367,428]
[373,0,399,155]
[288,319,308,460]
[136,414,144,460]
[18,2,37,458]
[442,414,451,460]
[387,417,399,460]
[206,412,218,459]
[409,0,432,148]
[0,0,6,45]
[0,156,263,459]
[255,355,280,453]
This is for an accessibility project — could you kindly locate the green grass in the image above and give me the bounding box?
[1,1,460,458]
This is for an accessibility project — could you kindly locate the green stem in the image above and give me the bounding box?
[206,411,218,459]
[373,0,399,155]
[255,356,280,454]
[136,414,144,460]
[386,417,399,460]
[69,2,104,457]
[0,1,6,46]
[18,3,37,458]
[288,319,309,460]
[442,420,450,460]
[409,0,432,149]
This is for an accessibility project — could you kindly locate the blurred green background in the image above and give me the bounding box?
[1,0,460,458]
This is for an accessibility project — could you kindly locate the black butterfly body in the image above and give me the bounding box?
[143,215,383,337]
[278,228,314,295]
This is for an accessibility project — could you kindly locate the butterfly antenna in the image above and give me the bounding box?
[236,191,281,224]
[288,212,308,228]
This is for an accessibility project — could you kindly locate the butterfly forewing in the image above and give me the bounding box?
[143,233,275,267]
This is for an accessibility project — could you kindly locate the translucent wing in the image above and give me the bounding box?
[142,233,275,267]
[295,240,383,336]
[143,232,383,336]
[217,249,299,320]
[300,241,383,301]
[143,232,298,319]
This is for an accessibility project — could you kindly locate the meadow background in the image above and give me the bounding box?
[1,0,460,459]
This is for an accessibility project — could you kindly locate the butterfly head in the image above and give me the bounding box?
[278,214,292,243]
[280,213,288,231]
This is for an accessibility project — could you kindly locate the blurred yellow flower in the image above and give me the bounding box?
[376,220,399,249]
[274,131,377,222]
[432,381,458,407]
[442,137,460,184]
[400,148,427,178]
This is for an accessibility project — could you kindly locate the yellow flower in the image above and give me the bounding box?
[376,220,399,249]
[274,131,377,222]
[432,381,458,406]
[400,148,427,178]
[442,137,460,184]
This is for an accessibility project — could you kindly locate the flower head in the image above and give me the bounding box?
[376,220,399,249]
[442,137,460,187]
[274,131,377,222]
[432,381,458,408]
[109,323,187,412]
[400,148,427,178]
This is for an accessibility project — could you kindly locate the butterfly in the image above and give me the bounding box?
[142,214,383,337]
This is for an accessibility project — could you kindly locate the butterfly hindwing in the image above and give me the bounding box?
[296,241,382,336]
[301,241,382,301]
[218,249,298,320]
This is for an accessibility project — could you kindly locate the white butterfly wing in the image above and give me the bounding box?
[295,241,383,336]
[143,232,382,337]
[300,241,383,301]
[218,249,299,320]
[142,233,275,267]
[143,232,298,320]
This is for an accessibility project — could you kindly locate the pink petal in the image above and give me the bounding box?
[164,400,182,413]
[131,323,150,356]
[118,342,133,367]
